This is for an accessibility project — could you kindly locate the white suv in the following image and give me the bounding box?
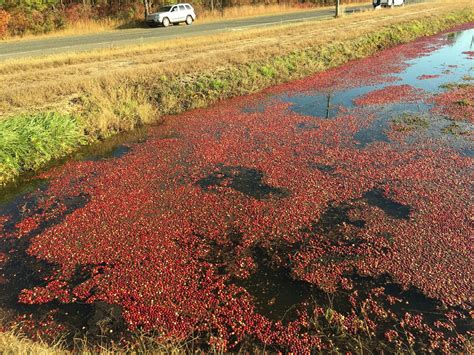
[147,3,196,27]
[373,0,405,7]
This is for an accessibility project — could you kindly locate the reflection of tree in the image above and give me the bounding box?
[446,31,462,46]
[326,92,332,119]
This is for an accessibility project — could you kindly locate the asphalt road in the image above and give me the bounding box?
[0,2,421,60]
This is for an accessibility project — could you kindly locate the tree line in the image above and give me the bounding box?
[0,0,343,37]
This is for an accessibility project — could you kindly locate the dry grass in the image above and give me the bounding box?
[194,3,315,23]
[1,18,125,42]
[40,17,125,37]
[0,324,198,354]
[197,2,368,22]
[1,0,470,118]
[0,329,66,354]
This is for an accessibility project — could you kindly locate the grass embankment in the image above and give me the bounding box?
[0,0,473,185]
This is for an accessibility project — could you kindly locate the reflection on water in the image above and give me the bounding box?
[400,30,473,92]
[354,102,432,147]
[0,128,148,343]
[270,29,473,145]
[0,179,48,216]
[236,29,472,328]
[75,127,147,161]
[282,84,385,118]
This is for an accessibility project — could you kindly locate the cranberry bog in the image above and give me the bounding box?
[1,25,473,352]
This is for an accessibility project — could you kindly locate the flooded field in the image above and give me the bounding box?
[0,25,473,351]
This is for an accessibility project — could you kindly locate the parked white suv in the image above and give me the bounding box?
[147,3,196,27]
[373,0,405,8]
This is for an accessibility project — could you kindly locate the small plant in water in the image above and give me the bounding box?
[454,98,472,107]
[441,122,470,136]
[439,82,471,90]
[392,113,429,132]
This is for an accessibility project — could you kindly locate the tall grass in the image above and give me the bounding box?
[0,326,195,354]
[197,3,327,22]
[0,332,61,354]
[0,112,86,185]
[78,83,157,138]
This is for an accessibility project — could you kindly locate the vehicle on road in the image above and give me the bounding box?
[146,3,196,27]
[373,0,405,8]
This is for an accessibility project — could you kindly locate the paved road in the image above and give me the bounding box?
[0,2,421,60]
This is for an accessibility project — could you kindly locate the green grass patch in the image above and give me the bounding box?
[392,113,430,132]
[0,112,86,185]
[440,83,468,90]
[455,98,472,107]
[440,82,473,90]
[441,122,471,136]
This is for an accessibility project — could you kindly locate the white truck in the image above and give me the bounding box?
[373,0,405,7]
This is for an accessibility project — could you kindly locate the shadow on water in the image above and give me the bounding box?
[75,127,147,162]
[237,250,470,335]
[196,165,289,200]
[0,189,128,344]
[235,192,438,335]
[312,202,366,232]
[363,188,411,220]
[235,248,314,322]
[0,128,148,344]
[0,179,48,218]
[308,162,336,173]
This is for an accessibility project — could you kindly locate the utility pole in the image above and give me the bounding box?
[335,0,341,18]
[326,93,332,119]
[143,0,150,19]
